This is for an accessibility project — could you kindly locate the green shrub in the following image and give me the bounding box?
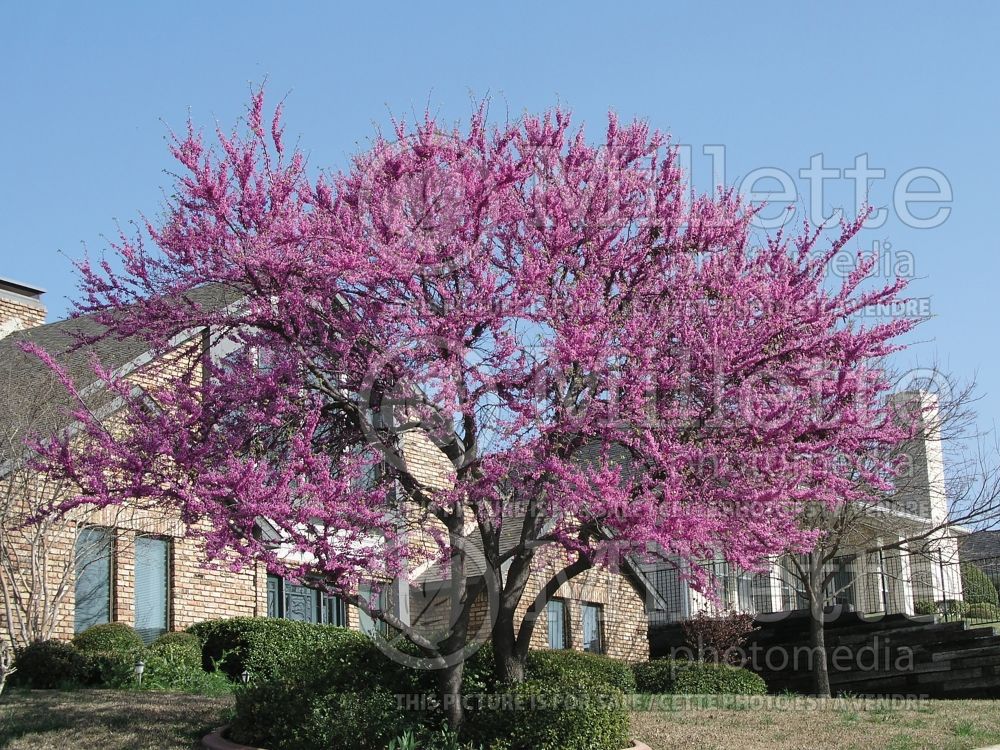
[79,650,138,688]
[461,643,636,695]
[913,599,968,618]
[465,673,628,750]
[944,599,970,618]
[150,631,202,668]
[189,617,384,681]
[231,684,409,750]
[72,622,144,653]
[229,630,631,750]
[962,563,999,606]
[524,649,636,694]
[987,570,1000,596]
[461,642,497,694]
[12,640,85,688]
[223,619,442,749]
[389,727,483,750]
[967,602,1000,621]
[633,658,767,695]
[140,646,233,695]
[71,623,145,687]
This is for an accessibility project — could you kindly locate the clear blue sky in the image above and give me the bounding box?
[2,2,997,432]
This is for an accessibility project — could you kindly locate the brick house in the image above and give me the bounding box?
[0,276,648,661]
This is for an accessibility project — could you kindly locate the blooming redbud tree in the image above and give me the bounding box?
[28,93,916,724]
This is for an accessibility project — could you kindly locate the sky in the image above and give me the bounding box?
[1,2,998,433]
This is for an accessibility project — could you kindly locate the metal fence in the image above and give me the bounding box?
[937,552,1000,626]
[644,548,1000,625]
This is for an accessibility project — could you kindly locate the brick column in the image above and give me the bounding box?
[114,529,136,625]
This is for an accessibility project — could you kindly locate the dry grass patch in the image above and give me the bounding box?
[629,695,1000,750]
[0,689,233,750]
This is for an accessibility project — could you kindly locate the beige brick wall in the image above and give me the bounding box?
[0,294,46,334]
[0,504,267,645]
[521,559,649,662]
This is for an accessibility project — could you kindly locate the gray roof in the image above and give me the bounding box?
[960,531,1000,563]
[0,284,240,472]
[0,313,149,461]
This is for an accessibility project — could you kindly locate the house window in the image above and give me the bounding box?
[135,536,170,644]
[74,527,112,634]
[266,574,347,626]
[581,603,603,654]
[827,554,857,609]
[358,583,390,636]
[325,595,348,627]
[547,598,569,649]
[266,575,281,618]
[751,572,774,615]
[284,581,319,622]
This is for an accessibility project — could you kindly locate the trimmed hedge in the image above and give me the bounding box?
[633,658,767,695]
[961,563,999,606]
[525,649,636,694]
[223,618,632,750]
[461,642,636,695]
[460,642,497,694]
[968,602,1000,621]
[72,624,145,687]
[12,640,86,688]
[80,650,138,688]
[150,631,202,668]
[914,599,970,618]
[11,627,233,695]
[216,618,440,749]
[465,673,628,750]
[72,622,144,654]
[232,684,409,750]
[189,617,390,682]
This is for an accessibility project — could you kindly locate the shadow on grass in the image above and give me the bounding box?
[0,689,233,750]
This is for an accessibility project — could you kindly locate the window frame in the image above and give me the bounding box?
[73,526,114,634]
[266,574,348,626]
[134,535,172,643]
[546,597,570,650]
[358,583,390,637]
[580,602,604,654]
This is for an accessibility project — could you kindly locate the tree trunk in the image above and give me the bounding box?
[809,606,831,697]
[808,578,832,698]
[437,657,466,731]
[491,616,525,684]
[440,511,473,730]
[488,546,536,686]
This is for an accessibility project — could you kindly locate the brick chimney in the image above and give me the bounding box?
[0,277,46,339]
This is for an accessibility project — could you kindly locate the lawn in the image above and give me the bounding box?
[3,690,1000,750]
[0,689,233,750]
[629,695,1000,750]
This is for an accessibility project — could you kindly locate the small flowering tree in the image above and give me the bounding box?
[29,93,916,726]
